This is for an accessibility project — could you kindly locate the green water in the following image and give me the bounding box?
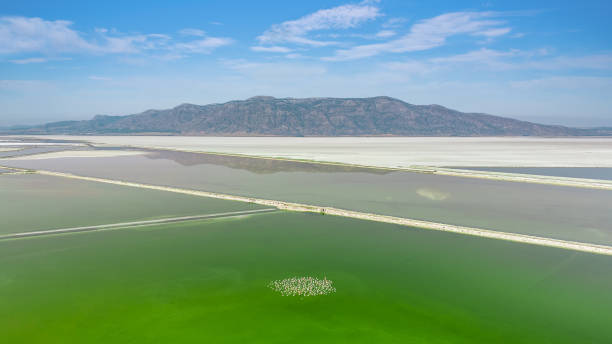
[1,212,611,343]
[6,153,612,245]
[0,174,266,234]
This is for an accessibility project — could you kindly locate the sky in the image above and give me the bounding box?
[1,0,611,127]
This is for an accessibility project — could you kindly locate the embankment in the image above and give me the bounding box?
[3,166,609,256]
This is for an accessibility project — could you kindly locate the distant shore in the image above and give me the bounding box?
[10,135,612,168]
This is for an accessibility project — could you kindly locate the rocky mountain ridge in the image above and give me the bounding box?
[5,96,610,136]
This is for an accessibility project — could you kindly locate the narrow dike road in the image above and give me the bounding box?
[2,165,612,256]
[0,209,277,240]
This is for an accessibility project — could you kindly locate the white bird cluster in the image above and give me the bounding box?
[268,276,336,297]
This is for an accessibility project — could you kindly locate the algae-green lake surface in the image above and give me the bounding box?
[1,212,611,343]
[5,151,612,245]
[0,173,266,235]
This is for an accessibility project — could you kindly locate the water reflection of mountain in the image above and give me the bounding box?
[144,150,390,175]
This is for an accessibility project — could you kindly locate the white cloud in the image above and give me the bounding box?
[0,16,95,54]
[251,46,293,53]
[473,27,511,37]
[324,11,510,61]
[382,17,407,29]
[0,16,232,57]
[349,30,397,40]
[8,56,72,64]
[430,48,518,69]
[9,57,48,64]
[179,28,206,37]
[257,3,381,46]
[375,30,396,38]
[0,16,166,55]
[173,37,233,53]
[90,30,172,53]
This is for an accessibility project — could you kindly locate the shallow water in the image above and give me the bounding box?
[0,146,75,158]
[4,151,612,245]
[1,212,611,343]
[0,173,266,235]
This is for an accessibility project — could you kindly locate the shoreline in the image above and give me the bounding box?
[8,135,612,167]
[7,143,611,190]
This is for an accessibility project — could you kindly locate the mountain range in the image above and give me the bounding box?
[4,96,610,136]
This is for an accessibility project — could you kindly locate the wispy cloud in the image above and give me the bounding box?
[429,48,518,69]
[173,37,233,54]
[179,28,206,37]
[251,46,293,53]
[473,27,511,37]
[347,29,397,40]
[375,30,396,38]
[8,56,72,64]
[9,57,48,64]
[95,31,171,54]
[383,48,612,74]
[257,2,381,47]
[324,11,511,61]
[0,16,232,58]
[381,17,407,29]
[0,17,166,55]
[0,16,95,54]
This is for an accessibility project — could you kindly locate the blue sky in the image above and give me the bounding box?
[1,0,611,127]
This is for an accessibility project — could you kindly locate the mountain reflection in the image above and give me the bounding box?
[143,149,389,175]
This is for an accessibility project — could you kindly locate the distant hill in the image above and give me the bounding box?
[4,96,611,136]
